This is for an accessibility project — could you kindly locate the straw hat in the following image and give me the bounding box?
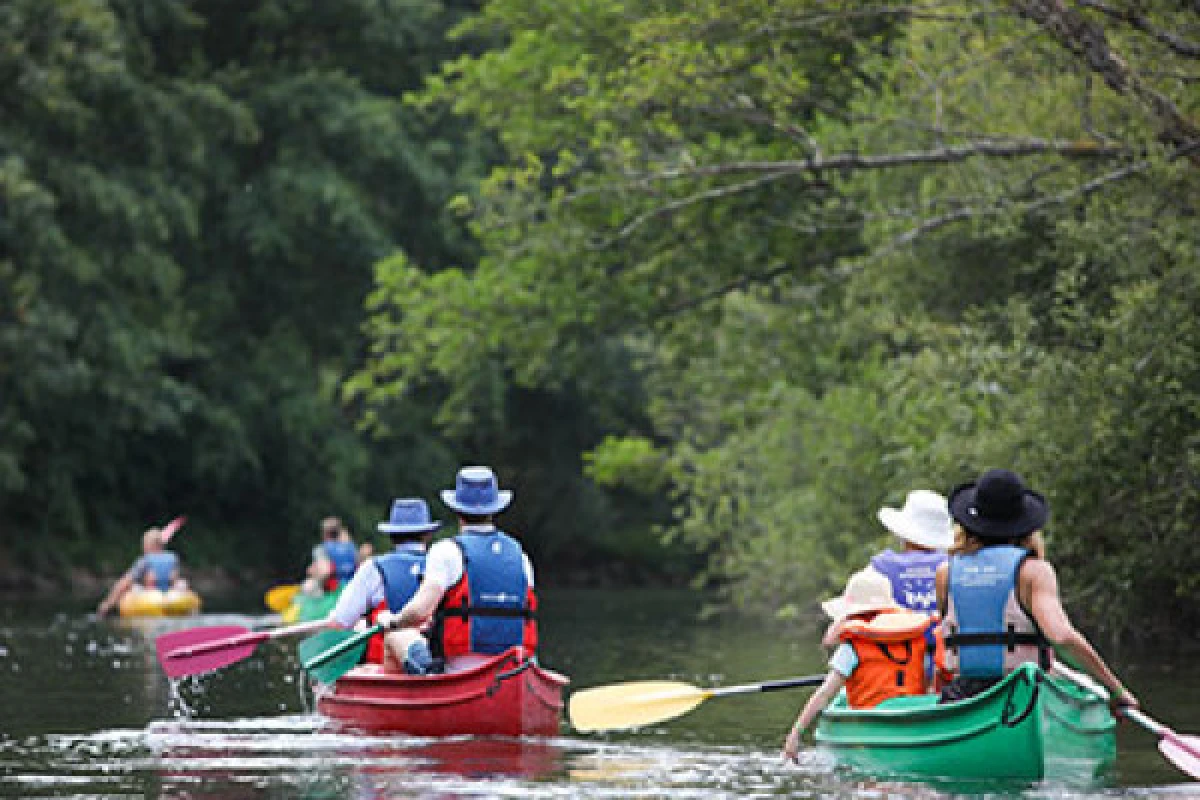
[877,489,953,550]
[820,568,899,622]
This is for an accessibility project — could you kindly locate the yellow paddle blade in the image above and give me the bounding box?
[568,680,711,732]
[264,584,301,613]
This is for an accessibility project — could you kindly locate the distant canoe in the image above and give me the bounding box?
[815,662,1116,784]
[118,587,202,617]
[281,588,341,624]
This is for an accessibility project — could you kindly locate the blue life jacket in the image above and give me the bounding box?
[943,545,1050,678]
[870,549,946,613]
[138,552,179,591]
[323,540,358,583]
[435,531,535,657]
[374,545,426,611]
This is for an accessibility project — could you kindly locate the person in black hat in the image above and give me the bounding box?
[934,468,1138,710]
[325,498,442,673]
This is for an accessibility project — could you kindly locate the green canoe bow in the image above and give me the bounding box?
[815,663,1116,785]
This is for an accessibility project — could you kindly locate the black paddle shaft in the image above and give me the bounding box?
[710,674,825,698]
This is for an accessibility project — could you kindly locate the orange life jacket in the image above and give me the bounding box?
[840,609,933,708]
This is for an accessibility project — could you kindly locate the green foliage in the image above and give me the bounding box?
[0,0,482,580]
[353,0,1200,637]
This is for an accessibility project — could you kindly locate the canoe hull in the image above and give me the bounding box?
[815,663,1115,784]
[119,587,202,617]
[315,647,569,737]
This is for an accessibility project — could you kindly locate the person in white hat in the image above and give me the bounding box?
[870,489,953,611]
[783,568,934,762]
[820,489,951,648]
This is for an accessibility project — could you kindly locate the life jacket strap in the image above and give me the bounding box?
[943,631,1046,648]
[435,604,537,619]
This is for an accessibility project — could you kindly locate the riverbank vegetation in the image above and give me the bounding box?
[2,2,1196,639]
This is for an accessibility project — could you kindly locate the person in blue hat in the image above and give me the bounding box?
[325,498,442,673]
[375,466,538,672]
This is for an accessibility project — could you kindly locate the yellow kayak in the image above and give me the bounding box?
[118,586,202,617]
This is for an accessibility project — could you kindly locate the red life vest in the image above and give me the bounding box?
[438,581,538,659]
[364,602,386,664]
[840,609,933,709]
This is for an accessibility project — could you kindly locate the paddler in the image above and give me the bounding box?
[305,516,360,594]
[822,488,952,647]
[373,466,538,674]
[95,526,188,617]
[934,468,1138,711]
[324,498,440,672]
[783,567,934,761]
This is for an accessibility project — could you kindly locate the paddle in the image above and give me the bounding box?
[1054,663,1200,780]
[264,583,302,613]
[155,620,327,678]
[569,674,825,732]
[297,624,383,684]
[160,515,187,544]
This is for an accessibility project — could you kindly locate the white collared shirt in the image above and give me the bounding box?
[423,525,535,593]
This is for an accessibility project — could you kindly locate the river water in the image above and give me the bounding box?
[0,588,1195,798]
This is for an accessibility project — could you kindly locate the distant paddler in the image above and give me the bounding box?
[303,516,361,595]
[96,523,189,617]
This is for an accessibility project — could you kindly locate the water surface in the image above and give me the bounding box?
[0,588,1195,798]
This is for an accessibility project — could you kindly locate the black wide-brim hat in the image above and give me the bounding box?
[949,468,1049,539]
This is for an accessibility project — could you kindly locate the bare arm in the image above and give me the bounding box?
[390,579,444,630]
[96,573,134,617]
[1021,559,1136,705]
[935,561,948,616]
[820,618,845,648]
[782,670,846,762]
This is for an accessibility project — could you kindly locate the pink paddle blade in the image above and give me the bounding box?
[155,625,261,678]
[160,516,187,544]
[1160,733,1200,781]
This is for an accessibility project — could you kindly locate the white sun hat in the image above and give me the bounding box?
[820,568,899,622]
[877,489,953,550]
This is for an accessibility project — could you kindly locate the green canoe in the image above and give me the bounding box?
[281,587,342,624]
[815,663,1116,785]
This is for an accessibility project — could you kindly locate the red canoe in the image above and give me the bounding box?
[315,647,569,736]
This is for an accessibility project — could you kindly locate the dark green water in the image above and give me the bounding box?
[0,588,1195,798]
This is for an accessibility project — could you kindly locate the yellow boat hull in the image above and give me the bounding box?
[118,587,202,617]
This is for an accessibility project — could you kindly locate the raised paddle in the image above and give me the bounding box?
[297,624,383,684]
[156,620,326,678]
[1054,663,1200,780]
[569,674,825,732]
[264,583,302,613]
[159,515,187,544]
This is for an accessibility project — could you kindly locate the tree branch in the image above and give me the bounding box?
[1009,0,1200,151]
[1078,0,1200,59]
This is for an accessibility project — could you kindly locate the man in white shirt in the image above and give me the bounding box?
[377,466,537,670]
[326,498,441,673]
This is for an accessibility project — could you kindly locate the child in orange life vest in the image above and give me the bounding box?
[782,568,934,762]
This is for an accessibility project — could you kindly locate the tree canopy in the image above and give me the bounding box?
[352,0,1200,637]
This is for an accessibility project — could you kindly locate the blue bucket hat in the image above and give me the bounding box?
[377,498,442,535]
[440,466,512,515]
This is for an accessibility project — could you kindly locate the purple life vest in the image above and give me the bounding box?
[869,549,947,613]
